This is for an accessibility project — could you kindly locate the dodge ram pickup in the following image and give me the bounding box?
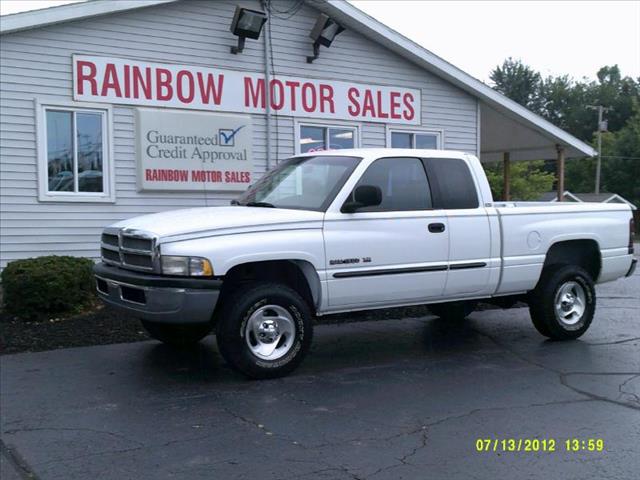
[94,149,637,378]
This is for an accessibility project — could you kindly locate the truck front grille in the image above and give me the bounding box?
[122,252,154,269]
[122,236,153,251]
[101,233,119,247]
[101,228,158,272]
[101,248,120,263]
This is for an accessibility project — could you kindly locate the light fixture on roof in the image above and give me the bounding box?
[306,13,345,63]
[229,6,268,54]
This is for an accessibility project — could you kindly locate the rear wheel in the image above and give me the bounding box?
[141,321,212,346]
[528,264,595,340]
[428,301,477,321]
[215,282,313,379]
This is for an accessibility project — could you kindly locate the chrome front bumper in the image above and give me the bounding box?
[93,263,221,324]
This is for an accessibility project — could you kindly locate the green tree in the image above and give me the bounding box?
[539,75,588,136]
[601,102,640,206]
[484,160,556,201]
[489,59,639,207]
[564,157,597,193]
[490,58,543,112]
[531,66,636,141]
[566,101,640,208]
[592,66,640,134]
[491,61,640,142]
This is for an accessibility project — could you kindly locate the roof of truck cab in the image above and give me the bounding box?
[295,148,470,159]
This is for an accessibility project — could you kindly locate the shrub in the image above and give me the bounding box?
[1,256,96,321]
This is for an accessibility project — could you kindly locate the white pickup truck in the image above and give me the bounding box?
[94,149,636,378]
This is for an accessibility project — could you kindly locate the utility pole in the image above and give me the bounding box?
[587,105,611,194]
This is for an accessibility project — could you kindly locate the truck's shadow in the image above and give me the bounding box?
[140,341,235,384]
[137,315,506,383]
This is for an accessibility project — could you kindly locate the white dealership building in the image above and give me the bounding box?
[0,0,595,268]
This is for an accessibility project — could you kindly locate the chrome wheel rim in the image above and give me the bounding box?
[554,281,587,326]
[244,305,296,360]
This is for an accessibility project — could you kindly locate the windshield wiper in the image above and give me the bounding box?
[244,201,276,208]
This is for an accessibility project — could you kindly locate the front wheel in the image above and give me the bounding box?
[141,321,212,346]
[528,265,596,340]
[215,283,313,379]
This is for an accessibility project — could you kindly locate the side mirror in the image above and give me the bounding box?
[341,185,382,213]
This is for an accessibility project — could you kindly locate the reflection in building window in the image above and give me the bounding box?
[390,130,440,149]
[45,108,105,194]
[299,124,357,153]
[47,110,74,192]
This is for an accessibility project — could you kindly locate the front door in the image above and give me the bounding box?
[323,156,449,309]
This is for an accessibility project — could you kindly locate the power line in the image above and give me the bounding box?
[565,155,640,161]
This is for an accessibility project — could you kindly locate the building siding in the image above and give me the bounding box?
[0,0,477,267]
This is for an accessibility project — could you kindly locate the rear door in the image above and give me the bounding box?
[323,156,449,309]
[425,157,493,296]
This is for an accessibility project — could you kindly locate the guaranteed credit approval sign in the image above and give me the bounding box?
[73,55,421,125]
[136,108,253,192]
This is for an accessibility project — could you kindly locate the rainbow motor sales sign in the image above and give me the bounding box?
[73,55,421,125]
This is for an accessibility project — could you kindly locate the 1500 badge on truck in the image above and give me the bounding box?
[94,149,637,379]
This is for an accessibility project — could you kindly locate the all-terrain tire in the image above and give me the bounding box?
[215,282,313,379]
[528,264,596,340]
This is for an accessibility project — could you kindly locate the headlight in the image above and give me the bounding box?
[161,256,213,276]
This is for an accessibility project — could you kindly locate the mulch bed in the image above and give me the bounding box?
[0,302,508,355]
[0,306,149,355]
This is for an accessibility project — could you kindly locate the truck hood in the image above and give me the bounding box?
[109,206,324,239]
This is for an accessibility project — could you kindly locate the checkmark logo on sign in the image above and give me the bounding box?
[219,126,245,147]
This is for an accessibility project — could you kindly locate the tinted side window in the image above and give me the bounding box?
[355,157,432,211]
[426,158,479,209]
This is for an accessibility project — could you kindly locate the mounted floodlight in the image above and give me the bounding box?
[307,13,345,63]
[229,6,268,54]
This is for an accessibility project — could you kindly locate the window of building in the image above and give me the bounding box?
[297,123,358,154]
[388,129,441,149]
[38,102,113,202]
[354,157,432,212]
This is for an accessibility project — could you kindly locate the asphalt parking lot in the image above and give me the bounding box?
[2,270,639,480]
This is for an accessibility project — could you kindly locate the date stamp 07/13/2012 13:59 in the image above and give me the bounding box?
[475,438,605,453]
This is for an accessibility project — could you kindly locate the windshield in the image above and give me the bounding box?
[236,155,361,211]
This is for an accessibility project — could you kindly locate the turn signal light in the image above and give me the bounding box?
[189,257,213,276]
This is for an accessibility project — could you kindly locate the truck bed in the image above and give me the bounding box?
[492,201,632,294]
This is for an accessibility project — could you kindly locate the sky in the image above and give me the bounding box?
[1,0,639,83]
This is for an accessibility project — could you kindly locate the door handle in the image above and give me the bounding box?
[428,222,446,233]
